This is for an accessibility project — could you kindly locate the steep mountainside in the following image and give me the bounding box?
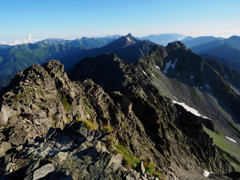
[68,42,240,171]
[0,60,236,179]
[68,42,240,135]
[201,53,240,73]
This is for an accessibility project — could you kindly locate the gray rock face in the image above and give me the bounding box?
[33,163,55,180]
[0,141,12,158]
[0,105,10,125]
[136,161,145,175]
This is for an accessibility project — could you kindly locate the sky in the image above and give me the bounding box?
[1,0,240,45]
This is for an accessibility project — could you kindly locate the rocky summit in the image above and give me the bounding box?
[0,59,238,180]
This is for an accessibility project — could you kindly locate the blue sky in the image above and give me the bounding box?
[1,0,240,44]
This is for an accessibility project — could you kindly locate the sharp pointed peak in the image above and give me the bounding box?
[126,33,134,38]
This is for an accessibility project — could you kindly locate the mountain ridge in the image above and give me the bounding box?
[0,59,236,179]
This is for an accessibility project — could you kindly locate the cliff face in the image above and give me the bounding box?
[0,60,235,179]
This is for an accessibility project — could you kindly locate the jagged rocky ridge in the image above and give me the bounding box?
[0,59,236,179]
[67,42,240,137]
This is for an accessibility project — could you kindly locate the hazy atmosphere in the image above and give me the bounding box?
[1,0,240,45]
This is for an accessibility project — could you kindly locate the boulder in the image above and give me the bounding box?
[33,163,55,180]
[0,141,12,158]
[0,105,11,125]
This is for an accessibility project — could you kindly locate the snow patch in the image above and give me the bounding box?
[203,170,212,177]
[142,71,148,77]
[127,37,132,42]
[163,58,178,74]
[151,73,154,76]
[191,76,193,79]
[171,58,178,68]
[156,66,160,69]
[224,75,228,79]
[172,100,211,119]
[178,37,185,41]
[226,136,237,143]
[206,85,211,89]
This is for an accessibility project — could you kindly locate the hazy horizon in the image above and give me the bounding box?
[1,0,240,45]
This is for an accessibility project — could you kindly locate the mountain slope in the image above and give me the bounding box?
[181,36,222,48]
[68,42,240,171]
[224,35,240,49]
[0,43,87,90]
[201,53,240,73]
[190,39,225,53]
[0,60,235,179]
[0,44,11,50]
[68,42,240,134]
[191,42,240,63]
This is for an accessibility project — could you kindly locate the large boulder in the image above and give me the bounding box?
[0,105,10,125]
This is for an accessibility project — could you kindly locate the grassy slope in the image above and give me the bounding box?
[204,127,240,171]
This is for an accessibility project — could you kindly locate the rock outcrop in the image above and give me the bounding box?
[0,60,236,179]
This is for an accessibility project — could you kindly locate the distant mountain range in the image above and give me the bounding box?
[1,33,240,90]
[36,36,120,49]
[0,44,82,89]
[190,39,240,63]
[0,34,156,90]
[139,33,187,46]
[181,36,222,48]
[59,33,157,71]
